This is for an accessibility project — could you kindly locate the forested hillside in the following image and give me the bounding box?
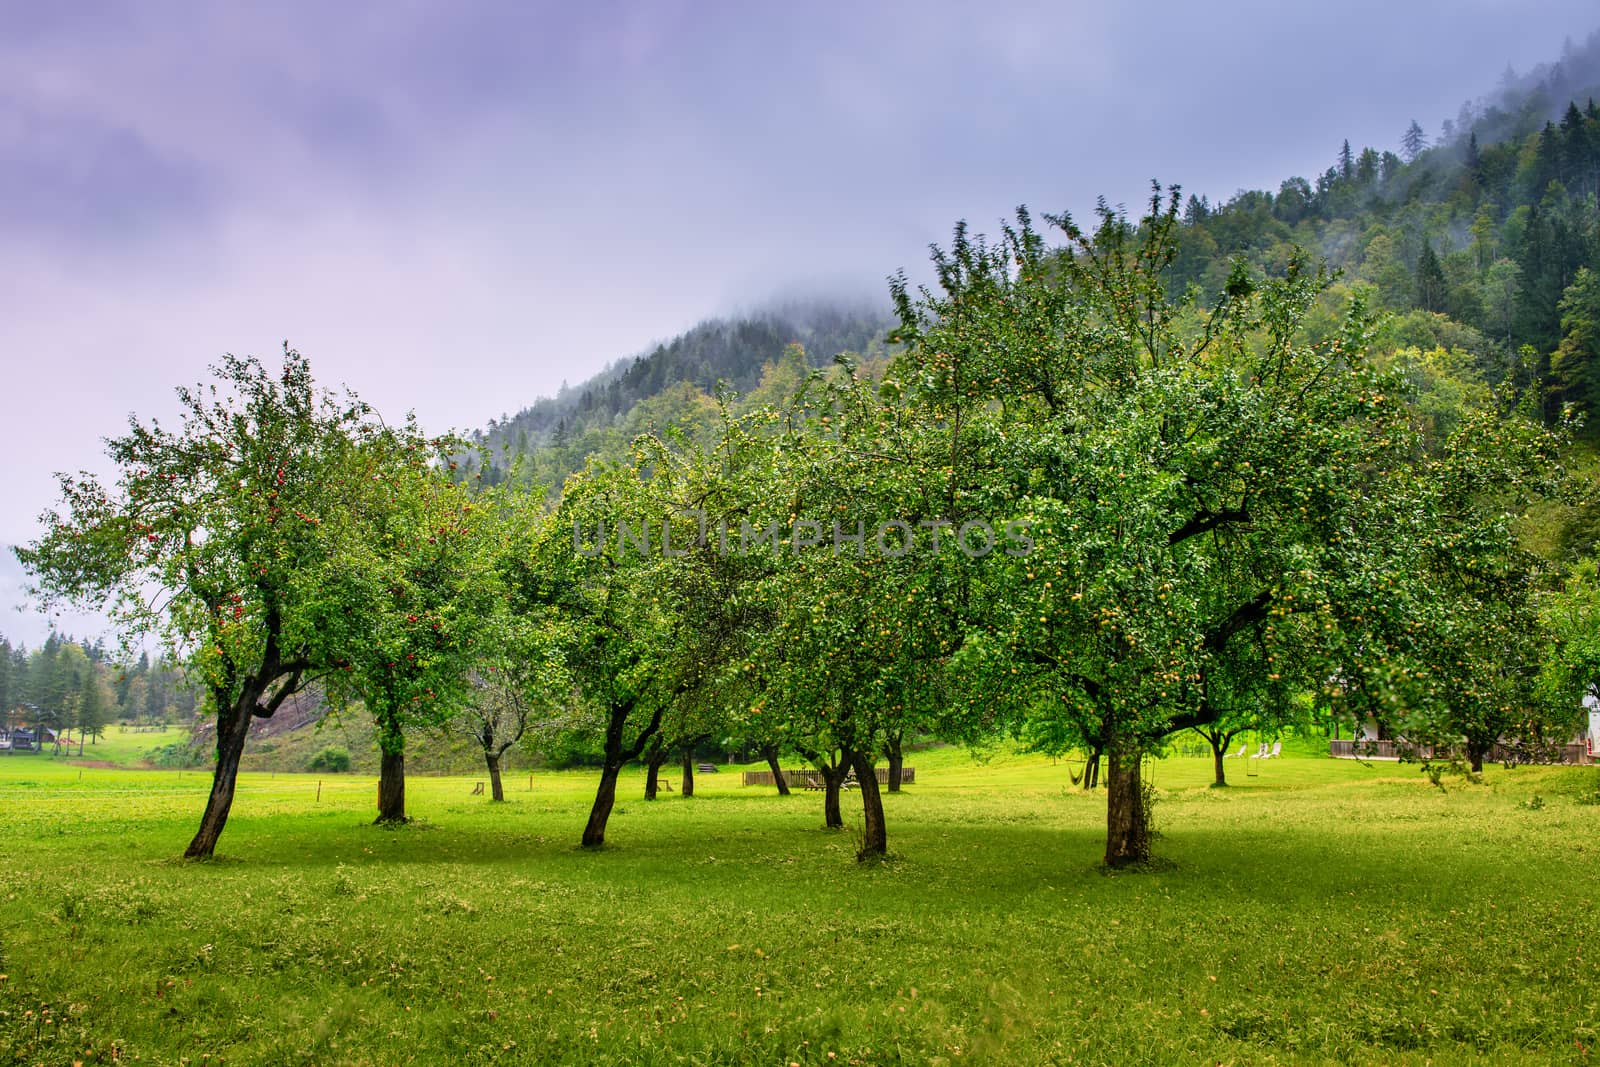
[467,300,895,490]
[464,32,1600,514]
[1168,30,1600,424]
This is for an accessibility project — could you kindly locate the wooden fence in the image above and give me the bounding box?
[1329,739,1590,764]
[741,767,915,787]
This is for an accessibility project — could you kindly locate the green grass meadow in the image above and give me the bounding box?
[2,742,1598,1065]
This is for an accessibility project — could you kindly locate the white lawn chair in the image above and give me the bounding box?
[1263,741,1282,759]
[1225,743,1247,759]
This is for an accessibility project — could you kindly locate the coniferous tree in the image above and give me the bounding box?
[1551,267,1600,417]
[1415,241,1450,312]
[1402,120,1429,163]
[76,671,108,747]
[1356,147,1380,185]
[0,638,11,725]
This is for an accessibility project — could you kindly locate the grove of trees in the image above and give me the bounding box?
[17,180,1596,869]
[0,633,195,747]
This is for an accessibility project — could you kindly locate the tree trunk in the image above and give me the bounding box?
[183,701,255,859]
[644,755,667,800]
[680,752,695,798]
[582,763,621,848]
[885,732,904,793]
[1210,733,1228,787]
[486,752,505,801]
[822,762,845,829]
[1468,742,1486,774]
[764,748,790,796]
[851,749,887,859]
[376,747,407,823]
[1104,740,1149,867]
[578,698,663,849]
[1084,746,1102,790]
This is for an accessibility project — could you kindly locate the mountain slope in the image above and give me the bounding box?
[468,299,895,489]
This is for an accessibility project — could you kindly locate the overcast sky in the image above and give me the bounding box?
[3,0,1597,647]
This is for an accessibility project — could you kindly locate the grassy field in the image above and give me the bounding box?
[39,718,553,778]
[18,728,184,769]
[1,743,1597,1065]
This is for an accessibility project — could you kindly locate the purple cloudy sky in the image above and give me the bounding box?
[3,0,1596,646]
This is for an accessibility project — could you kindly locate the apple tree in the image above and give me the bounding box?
[17,348,382,858]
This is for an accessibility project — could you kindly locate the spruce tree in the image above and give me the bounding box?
[1402,120,1428,163]
[76,671,108,745]
[0,638,11,726]
[1415,241,1449,312]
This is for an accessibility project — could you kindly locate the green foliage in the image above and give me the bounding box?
[145,739,211,769]
[75,670,110,741]
[306,745,351,773]
[473,305,894,493]
[310,425,507,759]
[745,358,957,797]
[14,347,451,855]
[1158,86,1600,429]
[1551,266,1600,418]
[881,188,1568,848]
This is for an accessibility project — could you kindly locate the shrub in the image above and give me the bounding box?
[308,745,352,773]
[146,740,211,769]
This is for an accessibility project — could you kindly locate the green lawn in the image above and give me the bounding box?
[1,747,1597,1065]
[13,727,178,769]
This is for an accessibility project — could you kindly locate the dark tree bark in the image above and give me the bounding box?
[183,696,255,858]
[796,742,850,829]
[644,756,666,800]
[1199,726,1236,788]
[680,751,695,798]
[377,746,407,823]
[643,736,668,800]
[582,763,621,848]
[762,745,790,796]
[1084,745,1102,790]
[1467,741,1487,774]
[885,730,904,793]
[184,648,305,859]
[851,749,887,859]
[825,767,851,831]
[1104,740,1149,867]
[486,752,505,802]
[581,700,663,849]
[467,673,532,805]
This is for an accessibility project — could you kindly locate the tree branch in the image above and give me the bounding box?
[1169,505,1250,546]
[1203,591,1273,656]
